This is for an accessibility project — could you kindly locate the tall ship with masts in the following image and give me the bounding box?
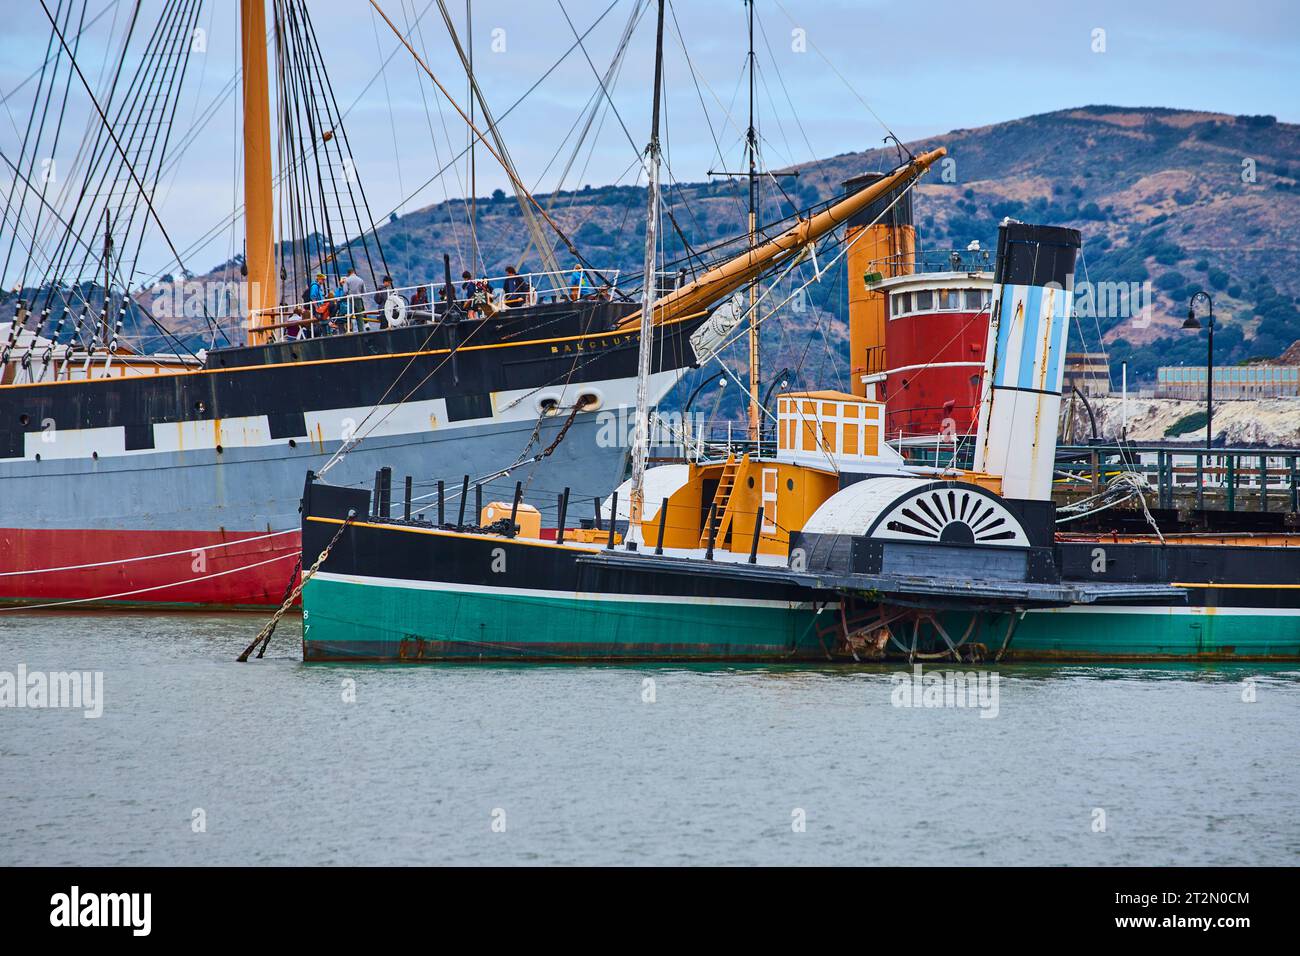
[0,0,791,608]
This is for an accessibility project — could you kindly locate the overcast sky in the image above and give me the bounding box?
[1,0,1296,280]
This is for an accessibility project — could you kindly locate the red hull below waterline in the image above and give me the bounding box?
[0,527,302,609]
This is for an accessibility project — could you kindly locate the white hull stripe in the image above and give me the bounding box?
[310,570,824,611]
[309,571,1298,617]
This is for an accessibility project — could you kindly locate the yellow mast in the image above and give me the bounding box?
[617,147,945,333]
[241,0,276,346]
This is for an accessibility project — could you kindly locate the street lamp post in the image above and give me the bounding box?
[1183,290,1215,450]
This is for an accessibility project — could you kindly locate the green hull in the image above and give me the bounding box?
[302,573,1300,663]
[1002,606,1300,660]
[302,573,828,661]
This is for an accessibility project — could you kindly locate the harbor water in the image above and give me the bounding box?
[2,612,1297,866]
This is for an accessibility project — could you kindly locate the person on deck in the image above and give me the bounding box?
[329,279,347,334]
[503,265,530,307]
[460,270,476,305]
[308,272,328,338]
[373,275,395,329]
[343,267,366,332]
[410,284,429,322]
[568,263,585,301]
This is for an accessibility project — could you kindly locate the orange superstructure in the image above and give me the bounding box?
[843,172,916,398]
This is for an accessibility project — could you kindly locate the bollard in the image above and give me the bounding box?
[748,507,764,564]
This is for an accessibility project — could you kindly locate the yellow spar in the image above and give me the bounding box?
[616,146,946,331]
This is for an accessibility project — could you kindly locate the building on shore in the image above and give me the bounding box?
[1063,352,1111,396]
[1156,365,1300,400]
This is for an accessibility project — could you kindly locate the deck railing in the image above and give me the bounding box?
[249,268,621,341]
[865,248,996,279]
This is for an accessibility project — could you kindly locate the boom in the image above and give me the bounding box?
[616,147,946,330]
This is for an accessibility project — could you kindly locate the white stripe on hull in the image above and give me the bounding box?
[310,570,825,611]
[313,570,1296,620]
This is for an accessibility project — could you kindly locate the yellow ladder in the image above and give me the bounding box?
[699,455,743,548]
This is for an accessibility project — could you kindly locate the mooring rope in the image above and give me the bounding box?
[1055,471,1166,543]
[0,551,298,612]
[238,510,355,662]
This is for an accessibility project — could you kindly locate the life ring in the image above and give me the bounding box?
[384,293,408,327]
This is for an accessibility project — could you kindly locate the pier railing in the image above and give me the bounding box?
[1056,443,1300,513]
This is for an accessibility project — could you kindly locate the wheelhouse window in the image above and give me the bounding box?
[892,286,990,317]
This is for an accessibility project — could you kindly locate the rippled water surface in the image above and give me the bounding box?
[2,612,1298,865]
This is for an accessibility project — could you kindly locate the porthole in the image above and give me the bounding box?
[288,439,297,449]
[786,478,794,491]
[34,453,41,462]
[19,413,29,426]
[216,444,224,454]
[194,400,206,413]
[92,451,99,460]
[747,476,755,489]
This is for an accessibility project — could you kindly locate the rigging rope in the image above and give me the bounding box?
[0,552,298,613]
[367,0,610,287]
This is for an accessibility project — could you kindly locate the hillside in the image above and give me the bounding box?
[151,106,1300,407]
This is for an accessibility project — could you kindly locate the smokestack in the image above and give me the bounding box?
[973,221,1082,500]
[843,172,915,398]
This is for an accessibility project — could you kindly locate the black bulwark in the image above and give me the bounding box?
[206,298,635,369]
[0,303,704,459]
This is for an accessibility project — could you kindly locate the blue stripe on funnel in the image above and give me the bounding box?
[992,284,1020,388]
[1043,288,1069,392]
[1015,284,1045,388]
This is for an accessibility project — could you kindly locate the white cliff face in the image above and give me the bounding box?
[1062,394,1300,446]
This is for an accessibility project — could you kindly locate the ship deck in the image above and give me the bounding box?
[579,550,1186,612]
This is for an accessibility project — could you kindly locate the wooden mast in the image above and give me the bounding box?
[241,0,276,346]
[628,0,667,538]
[745,0,760,440]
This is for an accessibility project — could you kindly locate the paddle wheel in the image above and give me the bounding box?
[819,595,1024,663]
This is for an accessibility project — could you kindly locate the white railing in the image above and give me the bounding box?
[250,268,621,342]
